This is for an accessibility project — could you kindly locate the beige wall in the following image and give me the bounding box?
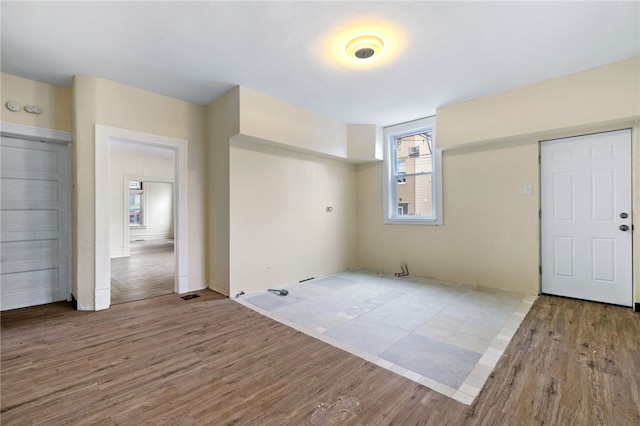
[358,141,539,294]
[72,76,207,309]
[1,73,72,131]
[71,77,98,307]
[239,86,348,159]
[437,57,639,148]
[347,124,383,162]
[230,137,357,295]
[205,89,238,296]
[358,57,640,300]
[207,87,361,296]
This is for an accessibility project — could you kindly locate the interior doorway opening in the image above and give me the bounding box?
[94,124,189,311]
[109,142,176,304]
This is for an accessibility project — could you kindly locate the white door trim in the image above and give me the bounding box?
[95,125,189,310]
[1,122,72,144]
[0,121,72,307]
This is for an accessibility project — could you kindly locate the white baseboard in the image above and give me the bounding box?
[110,248,130,258]
[129,233,174,242]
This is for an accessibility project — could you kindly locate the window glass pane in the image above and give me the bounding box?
[395,132,433,174]
[396,174,433,216]
[129,180,142,190]
[129,193,142,225]
[397,159,406,174]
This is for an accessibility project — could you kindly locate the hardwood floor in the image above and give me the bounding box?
[110,240,175,305]
[1,293,639,425]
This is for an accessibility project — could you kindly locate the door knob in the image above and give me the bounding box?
[619,224,629,231]
[620,212,628,219]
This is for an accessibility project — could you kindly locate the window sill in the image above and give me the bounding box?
[384,217,442,225]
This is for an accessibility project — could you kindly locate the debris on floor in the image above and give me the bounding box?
[311,396,361,425]
[395,261,409,277]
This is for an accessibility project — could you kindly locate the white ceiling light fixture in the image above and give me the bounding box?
[345,35,384,60]
[329,23,400,69]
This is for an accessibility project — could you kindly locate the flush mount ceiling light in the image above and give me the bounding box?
[345,35,384,60]
[328,23,401,68]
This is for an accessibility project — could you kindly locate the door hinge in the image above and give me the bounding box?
[539,265,542,275]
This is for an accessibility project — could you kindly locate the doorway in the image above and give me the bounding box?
[94,124,189,310]
[541,129,633,306]
[109,142,176,304]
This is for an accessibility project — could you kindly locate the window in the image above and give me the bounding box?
[129,180,144,227]
[383,116,442,225]
[397,160,406,184]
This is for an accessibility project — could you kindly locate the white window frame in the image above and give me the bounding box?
[128,180,145,228]
[383,116,442,225]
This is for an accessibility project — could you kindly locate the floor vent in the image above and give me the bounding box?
[181,294,200,300]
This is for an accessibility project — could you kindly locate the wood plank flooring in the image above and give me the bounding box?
[110,240,175,305]
[1,293,639,425]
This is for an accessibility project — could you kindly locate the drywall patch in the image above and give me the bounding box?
[311,396,361,425]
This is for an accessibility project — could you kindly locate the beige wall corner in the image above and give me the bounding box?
[347,124,383,162]
[71,76,99,309]
[238,86,348,159]
[206,89,239,296]
[1,73,72,131]
[229,137,358,296]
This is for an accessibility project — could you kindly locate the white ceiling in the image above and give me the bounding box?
[2,1,638,126]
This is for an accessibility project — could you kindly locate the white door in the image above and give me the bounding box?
[1,135,71,310]
[541,129,632,306]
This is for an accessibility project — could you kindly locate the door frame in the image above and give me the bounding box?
[539,127,635,307]
[0,121,73,304]
[95,124,188,310]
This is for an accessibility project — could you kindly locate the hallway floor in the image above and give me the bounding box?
[238,270,535,405]
[110,240,175,305]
